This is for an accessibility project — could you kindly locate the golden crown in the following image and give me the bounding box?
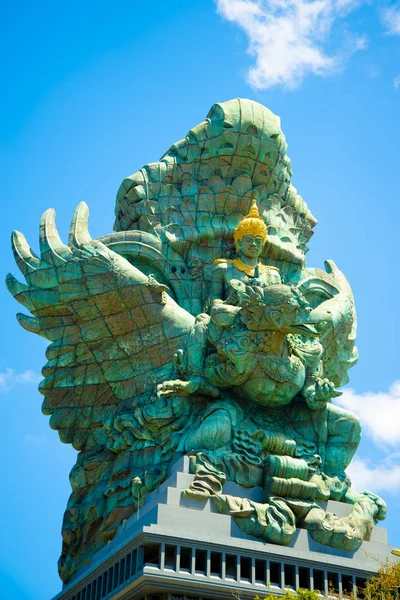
[233,200,267,250]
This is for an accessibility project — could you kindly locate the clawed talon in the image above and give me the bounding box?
[314,378,341,402]
[316,377,333,396]
[304,377,342,410]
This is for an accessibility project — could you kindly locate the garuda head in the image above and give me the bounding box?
[230,280,322,336]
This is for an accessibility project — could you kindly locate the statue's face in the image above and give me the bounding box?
[241,285,321,336]
[238,235,264,259]
[270,299,319,337]
[277,301,305,329]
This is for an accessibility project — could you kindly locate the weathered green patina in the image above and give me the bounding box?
[6,98,386,583]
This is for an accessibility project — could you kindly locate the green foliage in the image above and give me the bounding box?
[255,590,320,600]
[253,563,400,600]
[363,561,400,600]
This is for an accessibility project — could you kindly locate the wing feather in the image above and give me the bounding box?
[296,261,358,387]
[8,203,194,451]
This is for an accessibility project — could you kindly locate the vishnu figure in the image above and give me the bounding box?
[158,200,280,398]
[210,199,280,303]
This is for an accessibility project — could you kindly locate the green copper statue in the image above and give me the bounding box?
[6,98,386,583]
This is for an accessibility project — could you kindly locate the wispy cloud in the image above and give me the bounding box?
[336,381,400,447]
[394,74,400,88]
[0,368,41,393]
[338,382,400,493]
[381,3,400,36]
[347,454,400,493]
[215,0,367,89]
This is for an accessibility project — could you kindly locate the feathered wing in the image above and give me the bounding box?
[7,203,194,452]
[295,260,358,387]
[7,203,196,580]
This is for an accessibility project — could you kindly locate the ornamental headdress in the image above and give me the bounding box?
[233,200,267,250]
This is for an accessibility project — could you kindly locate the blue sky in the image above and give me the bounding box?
[1,1,400,598]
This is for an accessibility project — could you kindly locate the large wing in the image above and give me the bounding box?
[6,203,194,452]
[295,260,358,387]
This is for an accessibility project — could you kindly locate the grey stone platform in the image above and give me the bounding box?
[53,457,399,600]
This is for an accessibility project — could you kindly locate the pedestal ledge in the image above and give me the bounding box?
[53,457,398,600]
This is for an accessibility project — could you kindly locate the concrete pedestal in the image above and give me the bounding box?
[53,457,398,600]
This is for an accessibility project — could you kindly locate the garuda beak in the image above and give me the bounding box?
[290,322,319,337]
[290,307,327,337]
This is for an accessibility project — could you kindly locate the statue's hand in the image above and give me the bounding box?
[173,348,187,376]
[303,377,342,410]
[157,376,220,399]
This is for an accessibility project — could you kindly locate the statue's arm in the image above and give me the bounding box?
[209,264,227,306]
[186,313,211,376]
[269,267,282,284]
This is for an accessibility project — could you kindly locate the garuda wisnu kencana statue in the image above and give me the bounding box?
[7,98,386,583]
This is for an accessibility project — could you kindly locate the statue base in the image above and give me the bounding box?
[52,456,398,600]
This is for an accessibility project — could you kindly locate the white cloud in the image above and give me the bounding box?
[335,381,400,447]
[347,455,400,493]
[0,368,41,393]
[381,3,400,36]
[215,0,366,89]
[394,74,400,88]
[336,383,400,493]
